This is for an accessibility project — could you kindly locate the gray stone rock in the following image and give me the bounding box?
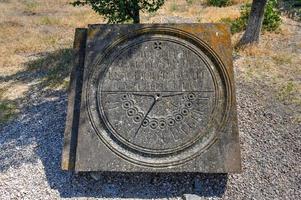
[62,24,241,173]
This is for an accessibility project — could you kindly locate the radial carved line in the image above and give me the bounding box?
[132,97,157,139]
[179,126,189,135]
[190,114,199,122]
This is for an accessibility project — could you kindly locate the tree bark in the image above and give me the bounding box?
[237,0,268,47]
[132,8,140,23]
[132,0,140,23]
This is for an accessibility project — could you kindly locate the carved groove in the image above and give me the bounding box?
[85,27,231,167]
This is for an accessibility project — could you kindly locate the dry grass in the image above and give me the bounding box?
[0,87,19,125]
[0,0,101,76]
[238,45,274,57]
[235,18,301,110]
[232,0,251,4]
[0,0,300,124]
[0,0,102,124]
[197,5,241,22]
[141,0,249,23]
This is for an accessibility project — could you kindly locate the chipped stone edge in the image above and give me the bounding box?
[61,28,87,170]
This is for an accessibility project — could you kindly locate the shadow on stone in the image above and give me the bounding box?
[0,47,228,198]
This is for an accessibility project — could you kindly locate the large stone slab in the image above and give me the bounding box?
[62,24,241,172]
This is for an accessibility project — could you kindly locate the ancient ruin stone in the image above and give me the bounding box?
[62,24,241,172]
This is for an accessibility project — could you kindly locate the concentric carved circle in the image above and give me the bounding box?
[86,27,232,167]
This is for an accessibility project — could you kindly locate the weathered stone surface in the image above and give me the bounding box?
[62,24,241,172]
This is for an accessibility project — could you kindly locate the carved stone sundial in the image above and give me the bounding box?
[62,24,241,172]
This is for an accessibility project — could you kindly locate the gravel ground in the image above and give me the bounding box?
[1,58,300,200]
[1,24,301,200]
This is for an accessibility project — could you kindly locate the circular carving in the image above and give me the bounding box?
[185,101,193,108]
[86,27,231,167]
[174,113,184,122]
[142,117,150,127]
[188,93,196,101]
[122,100,133,109]
[133,112,143,123]
[122,94,129,100]
[127,108,137,117]
[181,108,189,116]
[167,118,175,126]
[159,119,167,129]
[150,119,159,129]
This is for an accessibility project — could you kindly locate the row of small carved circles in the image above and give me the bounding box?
[123,105,192,129]
[121,93,196,129]
[121,93,196,102]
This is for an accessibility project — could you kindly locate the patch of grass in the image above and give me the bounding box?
[23,0,39,14]
[0,88,18,125]
[0,21,23,28]
[232,0,251,3]
[148,11,157,18]
[0,101,17,125]
[27,49,73,88]
[13,34,60,54]
[0,88,4,99]
[197,5,241,23]
[43,35,59,46]
[272,54,293,65]
[238,43,274,57]
[263,0,282,31]
[219,16,247,33]
[170,2,179,12]
[207,0,231,7]
[186,0,196,5]
[219,3,250,33]
[220,1,282,34]
[39,16,60,26]
[245,66,255,80]
[61,79,70,90]
[277,81,300,105]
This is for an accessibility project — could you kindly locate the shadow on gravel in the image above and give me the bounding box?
[0,49,73,89]
[0,49,228,199]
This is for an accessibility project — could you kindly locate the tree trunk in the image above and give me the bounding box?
[132,8,140,23]
[237,0,268,47]
[132,0,140,23]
